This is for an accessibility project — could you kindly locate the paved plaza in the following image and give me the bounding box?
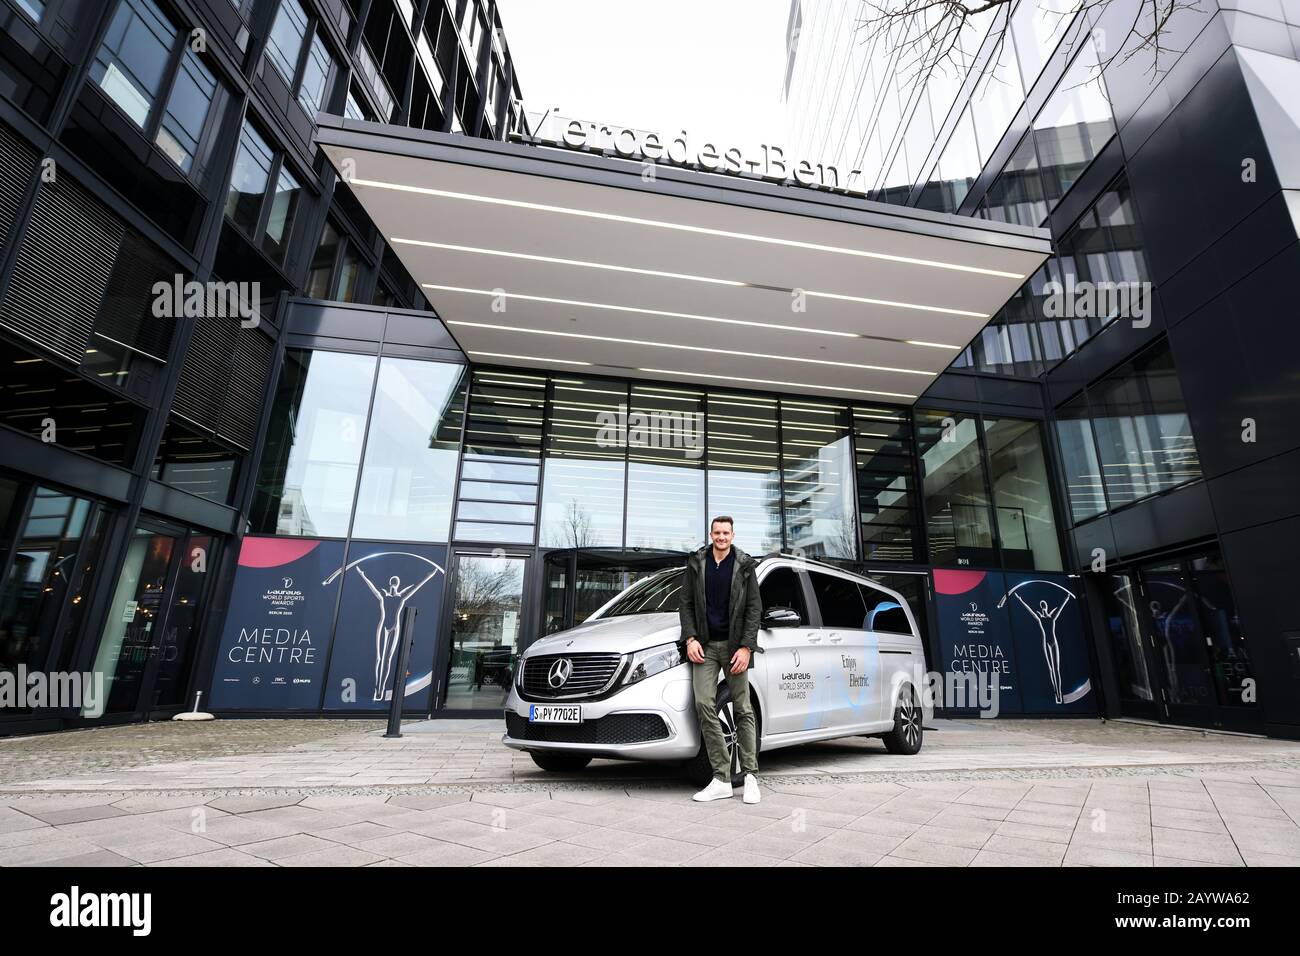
[2,717,1299,867]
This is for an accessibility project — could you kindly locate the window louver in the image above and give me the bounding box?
[0,171,122,363]
[173,318,274,452]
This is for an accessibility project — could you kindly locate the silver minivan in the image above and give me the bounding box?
[503,555,929,784]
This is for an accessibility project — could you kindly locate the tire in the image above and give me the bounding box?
[684,683,761,788]
[882,684,923,755]
[529,751,592,773]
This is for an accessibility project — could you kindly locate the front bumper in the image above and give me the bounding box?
[502,663,699,761]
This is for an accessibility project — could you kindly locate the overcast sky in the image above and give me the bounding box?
[495,0,793,149]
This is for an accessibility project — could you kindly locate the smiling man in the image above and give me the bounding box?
[679,516,763,803]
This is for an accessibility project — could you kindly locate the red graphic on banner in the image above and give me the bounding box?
[238,536,321,569]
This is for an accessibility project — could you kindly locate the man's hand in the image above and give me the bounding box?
[729,646,751,674]
[685,637,705,664]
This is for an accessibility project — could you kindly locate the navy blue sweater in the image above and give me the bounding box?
[704,548,734,642]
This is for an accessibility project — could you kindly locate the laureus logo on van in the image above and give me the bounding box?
[49,886,151,936]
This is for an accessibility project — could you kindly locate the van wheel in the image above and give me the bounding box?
[684,684,761,788]
[882,685,923,755]
[529,752,592,773]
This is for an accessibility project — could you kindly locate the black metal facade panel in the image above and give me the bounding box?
[221,326,274,450]
[172,319,274,452]
[0,120,37,252]
[98,229,180,362]
[0,172,122,363]
[172,317,229,434]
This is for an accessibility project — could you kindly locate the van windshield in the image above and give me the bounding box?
[598,570,685,618]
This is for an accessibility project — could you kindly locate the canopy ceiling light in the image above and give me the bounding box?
[317,118,1051,403]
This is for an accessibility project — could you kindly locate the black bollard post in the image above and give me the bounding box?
[383,605,418,739]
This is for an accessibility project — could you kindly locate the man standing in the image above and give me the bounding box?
[679,516,763,803]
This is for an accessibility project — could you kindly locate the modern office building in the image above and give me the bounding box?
[784,0,1300,736]
[1,0,1295,741]
[0,0,526,733]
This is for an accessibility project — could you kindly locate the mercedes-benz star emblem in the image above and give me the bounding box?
[547,658,573,688]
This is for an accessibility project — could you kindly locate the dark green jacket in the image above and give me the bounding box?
[678,545,764,662]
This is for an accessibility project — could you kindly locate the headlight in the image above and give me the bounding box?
[622,642,683,687]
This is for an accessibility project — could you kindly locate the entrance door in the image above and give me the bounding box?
[1105,548,1260,731]
[438,552,528,711]
[91,523,220,718]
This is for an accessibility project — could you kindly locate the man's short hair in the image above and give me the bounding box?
[710,515,734,531]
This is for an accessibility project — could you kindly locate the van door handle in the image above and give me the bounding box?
[806,635,821,643]
[828,634,843,643]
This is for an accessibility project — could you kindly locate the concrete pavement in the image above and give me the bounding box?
[1,717,1298,866]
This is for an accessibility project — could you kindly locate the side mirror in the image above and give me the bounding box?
[762,606,802,628]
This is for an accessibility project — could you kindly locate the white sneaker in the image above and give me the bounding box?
[743,773,761,804]
[692,778,734,802]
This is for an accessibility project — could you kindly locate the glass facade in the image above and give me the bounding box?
[1082,343,1202,509]
[916,410,996,567]
[0,487,108,697]
[984,417,1061,571]
[539,378,626,548]
[707,393,782,554]
[352,359,466,543]
[625,384,705,551]
[252,349,377,538]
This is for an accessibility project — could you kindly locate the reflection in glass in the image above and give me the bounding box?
[918,106,980,213]
[1054,392,1106,522]
[353,359,466,542]
[969,15,1024,165]
[1032,35,1114,206]
[625,384,704,550]
[445,553,524,709]
[454,370,543,544]
[539,378,626,547]
[1103,573,1154,704]
[1140,561,1215,708]
[978,133,1047,226]
[92,526,176,715]
[224,121,273,236]
[150,534,219,708]
[1011,0,1075,89]
[782,399,856,559]
[0,489,99,695]
[854,407,919,561]
[706,393,781,554]
[1189,552,1255,708]
[984,418,1061,571]
[152,419,241,504]
[251,349,377,537]
[1089,344,1201,508]
[297,30,333,114]
[90,0,176,128]
[155,49,219,172]
[262,166,302,265]
[916,409,995,566]
[305,220,341,299]
[265,0,308,83]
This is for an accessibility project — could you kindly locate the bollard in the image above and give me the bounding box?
[383,605,418,739]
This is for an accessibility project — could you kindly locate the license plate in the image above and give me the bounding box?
[529,704,582,723]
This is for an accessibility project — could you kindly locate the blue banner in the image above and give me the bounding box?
[1003,572,1095,714]
[933,569,1021,714]
[209,538,344,710]
[323,542,448,711]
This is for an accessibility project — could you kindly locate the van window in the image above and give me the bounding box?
[809,572,867,629]
[859,585,912,635]
[760,566,807,621]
